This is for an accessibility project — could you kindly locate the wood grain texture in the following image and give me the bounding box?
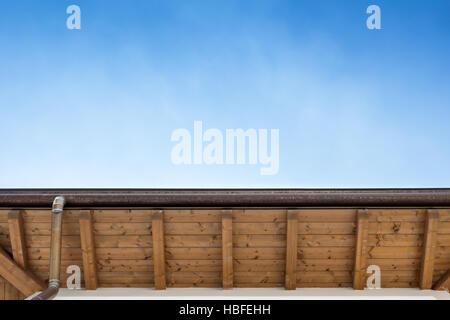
[152,210,166,290]
[420,209,439,289]
[432,269,450,291]
[8,210,27,269]
[353,209,369,290]
[1,207,449,290]
[7,210,27,299]
[79,210,98,290]
[0,277,5,300]
[221,210,233,289]
[0,246,45,296]
[285,210,298,290]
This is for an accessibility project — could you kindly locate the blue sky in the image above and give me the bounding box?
[0,0,449,188]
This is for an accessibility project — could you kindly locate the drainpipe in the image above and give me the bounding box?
[32,196,65,300]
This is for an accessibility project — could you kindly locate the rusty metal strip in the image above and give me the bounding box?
[1,189,450,208]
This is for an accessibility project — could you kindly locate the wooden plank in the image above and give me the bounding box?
[7,210,27,300]
[28,260,83,272]
[221,210,233,289]
[296,282,352,288]
[0,246,45,296]
[235,271,284,284]
[380,281,419,288]
[376,270,419,282]
[437,234,450,246]
[5,282,21,300]
[152,210,166,290]
[353,209,369,290]
[366,258,420,271]
[8,210,27,269]
[367,246,422,259]
[420,209,440,289]
[235,209,286,222]
[298,234,355,247]
[439,221,450,233]
[235,260,285,272]
[233,223,286,235]
[79,210,98,290]
[235,248,286,260]
[298,271,353,283]
[368,222,424,234]
[298,223,356,235]
[164,210,221,223]
[368,234,423,247]
[19,222,152,236]
[27,247,152,260]
[167,260,221,272]
[31,244,443,261]
[0,277,5,300]
[165,223,221,235]
[23,234,308,249]
[285,210,298,290]
[26,259,177,273]
[98,272,154,284]
[16,223,80,236]
[368,209,426,222]
[433,269,450,291]
[297,259,353,272]
[235,283,285,288]
[298,210,356,222]
[0,210,8,223]
[297,247,354,260]
[17,235,82,248]
[167,272,221,285]
[234,235,285,248]
[166,235,219,248]
[66,259,284,273]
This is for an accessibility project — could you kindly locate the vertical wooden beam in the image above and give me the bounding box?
[285,209,298,290]
[221,210,233,289]
[152,210,166,290]
[420,209,440,289]
[8,210,27,270]
[353,209,369,290]
[7,210,27,299]
[433,269,450,291]
[79,210,98,290]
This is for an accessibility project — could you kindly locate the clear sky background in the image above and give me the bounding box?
[0,0,449,188]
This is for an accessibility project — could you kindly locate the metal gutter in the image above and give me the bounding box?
[1,189,450,208]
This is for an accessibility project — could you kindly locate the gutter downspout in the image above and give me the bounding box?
[32,196,65,300]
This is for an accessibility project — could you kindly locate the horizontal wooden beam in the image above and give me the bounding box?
[0,246,45,297]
